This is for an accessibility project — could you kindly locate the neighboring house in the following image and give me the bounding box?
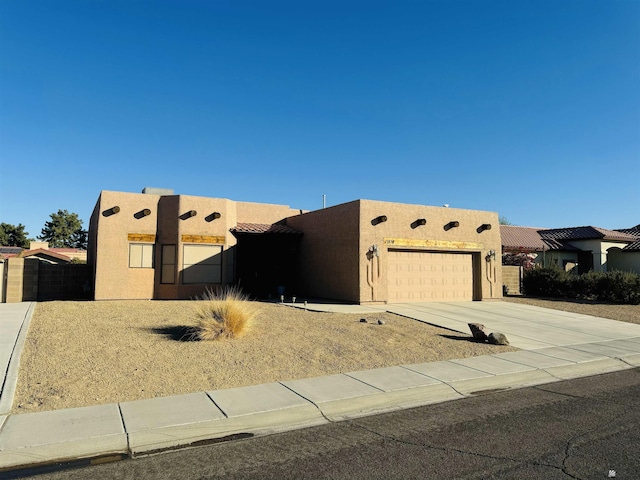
[0,246,23,260]
[89,188,504,303]
[500,225,640,274]
[25,241,87,263]
[19,248,72,264]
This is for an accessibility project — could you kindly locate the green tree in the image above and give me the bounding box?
[499,216,513,225]
[39,210,88,249]
[0,223,31,247]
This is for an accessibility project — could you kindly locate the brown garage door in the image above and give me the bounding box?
[387,250,474,303]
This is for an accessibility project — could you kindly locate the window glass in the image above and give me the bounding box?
[183,244,222,284]
[161,245,176,283]
[129,243,154,268]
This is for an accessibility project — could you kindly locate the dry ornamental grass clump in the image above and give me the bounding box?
[190,286,257,340]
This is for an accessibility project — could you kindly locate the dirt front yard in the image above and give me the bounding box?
[14,301,517,414]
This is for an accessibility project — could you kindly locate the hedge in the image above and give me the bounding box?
[522,268,640,305]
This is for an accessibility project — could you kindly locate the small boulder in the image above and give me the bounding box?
[468,323,488,342]
[378,319,385,325]
[488,332,510,345]
[360,318,368,323]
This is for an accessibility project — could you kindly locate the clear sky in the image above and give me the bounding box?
[1,0,638,240]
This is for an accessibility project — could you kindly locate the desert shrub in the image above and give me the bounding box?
[594,270,640,304]
[522,267,573,298]
[522,267,640,304]
[189,286,257,340]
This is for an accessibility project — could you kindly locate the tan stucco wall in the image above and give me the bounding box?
[357,200,502,303]
[92,191,160,300]
[236,201,303,225]
[286,200,502,304]
[90,191,305,300]
[90,190,504,303]
[285,201,361,302]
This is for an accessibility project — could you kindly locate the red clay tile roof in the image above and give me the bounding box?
[231,223,302,235]
[0,246,23,258]
[500,226,549,251]
[20,248,72,262]
[616,224,640,236]
[50,247,87,253]
[623,240,640,252]
[500,226,578,252]
[540,226,639,242]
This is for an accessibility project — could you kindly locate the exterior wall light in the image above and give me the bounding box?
[102,206,120,217]
[411,218,427,229]
[371,215,388,226]
[444,221,460,231]
[477,223,492,233]
[134,208,152,219]
[205,212,222,222]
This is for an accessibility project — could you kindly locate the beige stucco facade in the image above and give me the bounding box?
[89,190,301,300]
[287,200,502,303]
[89,190,503,303]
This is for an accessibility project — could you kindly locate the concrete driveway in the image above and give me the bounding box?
[383,301,640,350]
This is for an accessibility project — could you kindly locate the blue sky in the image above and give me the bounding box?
[1,0,638,240]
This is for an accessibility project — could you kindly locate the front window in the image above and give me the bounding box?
[129,243,154,268]
[182,244,222,284]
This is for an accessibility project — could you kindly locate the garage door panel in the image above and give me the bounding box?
[387,250,474,303]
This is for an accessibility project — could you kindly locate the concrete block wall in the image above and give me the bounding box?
[502,265,522,295]
[37,263,91,301]
[4,258,39,303]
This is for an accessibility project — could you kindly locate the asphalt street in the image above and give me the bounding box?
[11,367,640,480]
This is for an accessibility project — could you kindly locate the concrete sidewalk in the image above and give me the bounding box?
[1,301,640,474]
[0,303,34,416]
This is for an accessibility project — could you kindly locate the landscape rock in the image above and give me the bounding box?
[468,323,489,342]
[488,332,510,345]
[377,319,385,325]
[360,318,368,323]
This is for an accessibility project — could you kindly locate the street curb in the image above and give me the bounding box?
[0,303,35,415]
[1,359,637,474]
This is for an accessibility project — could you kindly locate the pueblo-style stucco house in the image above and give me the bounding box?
[88,188,503,303]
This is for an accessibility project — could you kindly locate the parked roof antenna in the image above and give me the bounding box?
[323,194,326,209]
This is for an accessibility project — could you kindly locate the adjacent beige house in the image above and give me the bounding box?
[501,225,640,274]
[89,189,503,303]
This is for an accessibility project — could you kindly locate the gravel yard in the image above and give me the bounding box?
[13,300,516,414]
